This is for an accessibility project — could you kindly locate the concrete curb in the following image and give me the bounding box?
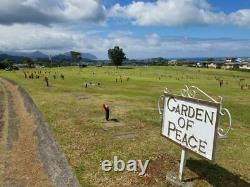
[3,78,80,187]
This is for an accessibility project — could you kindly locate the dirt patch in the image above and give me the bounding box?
[131,153,198,186]
[0,78,80,187]
[1,79,53,187]
[113,131,137,140]
[135,153,179,185]
[76,95,91,100]
[0,113,4,139]
[17,85,80,187]
[0,89,4,138]
[6,90,19,150]
[0,120,4,141]
[0,120,3,139]
[102,120,125,128]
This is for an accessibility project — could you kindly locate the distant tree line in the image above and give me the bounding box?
[0,59,12,69]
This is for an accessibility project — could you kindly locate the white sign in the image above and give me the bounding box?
[162,94,220,160]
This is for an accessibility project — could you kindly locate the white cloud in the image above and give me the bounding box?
[22,0,106,21]
[0,24,112,56]
[0,0,106,25]
[0,24,250,59]
[1,0,250,27]
[109,0,250,27]
[0,24,74,52]
[105,34,250,58]
[229,9,250,27]
[146,33,161,46]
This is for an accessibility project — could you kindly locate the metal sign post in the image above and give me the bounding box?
[158,85,232,182]
[179,149,187,181]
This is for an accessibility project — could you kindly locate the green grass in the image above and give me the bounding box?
[1,66,250,186]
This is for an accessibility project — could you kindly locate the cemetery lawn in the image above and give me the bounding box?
[0,66,250,187]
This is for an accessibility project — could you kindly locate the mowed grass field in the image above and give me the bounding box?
[0,66,250,186]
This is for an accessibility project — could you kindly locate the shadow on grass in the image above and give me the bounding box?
[109,118,119,122]
[186,159,250,187]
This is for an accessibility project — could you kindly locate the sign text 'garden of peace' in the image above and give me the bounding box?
[162,93,220,160]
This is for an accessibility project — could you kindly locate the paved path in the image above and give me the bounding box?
[0,78,80,187]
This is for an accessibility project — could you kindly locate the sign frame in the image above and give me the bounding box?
[161,92,221,161]
[158,85,232,182]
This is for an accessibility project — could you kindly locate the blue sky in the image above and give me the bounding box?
[0,0,250,59]
[103,0,250,39]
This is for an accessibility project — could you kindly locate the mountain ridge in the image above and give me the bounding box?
[0,51,98,60]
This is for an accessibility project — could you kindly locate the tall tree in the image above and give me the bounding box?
[108,46,126,66]
[70,51,81,63]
